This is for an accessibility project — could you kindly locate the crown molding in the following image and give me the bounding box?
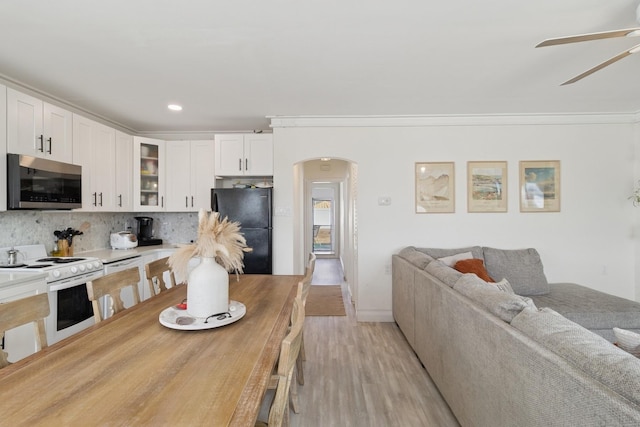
[0,73,136,134]
[269,112,640,128]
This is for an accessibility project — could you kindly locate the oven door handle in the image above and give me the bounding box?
[49,277,81,291]
[48,271,104,291]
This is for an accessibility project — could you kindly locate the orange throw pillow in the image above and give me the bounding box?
[454,259,495,282]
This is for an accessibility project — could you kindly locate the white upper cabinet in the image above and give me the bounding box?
[165,140,215,212]
[214,133,273,176]
[115,131,133,211]
[133,136,166,211]
[92,124,116,210]
[244,134,274,176]
[72,114,116,211]
[165,141,190,212]
[214,134,243,176]
[190,140,216,210]
[7,88,73,163]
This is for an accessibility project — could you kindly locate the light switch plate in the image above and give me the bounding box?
[378,196,391,206]
[274,207,292,216]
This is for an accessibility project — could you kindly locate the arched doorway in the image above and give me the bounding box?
[300,158,358,304]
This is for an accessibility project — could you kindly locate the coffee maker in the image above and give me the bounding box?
[134,216,163,246]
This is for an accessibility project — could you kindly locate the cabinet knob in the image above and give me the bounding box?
[118,194,122,207]
[238,158,242,171]
[92,192,97,207]
[37,135,44,152]
[185,196,188,208]
[47,137,52,154]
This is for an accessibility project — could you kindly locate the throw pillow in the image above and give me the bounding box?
[613,327,640,357]
[482,247,550,296]
[453,258,494,282]
[438,251,473,267]
[494,278,515,294]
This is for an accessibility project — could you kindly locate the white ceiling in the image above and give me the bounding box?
[1,0,639,133]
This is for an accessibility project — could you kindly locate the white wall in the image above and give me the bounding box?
[271,115,639,321]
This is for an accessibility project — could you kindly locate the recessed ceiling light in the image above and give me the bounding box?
[168,104,183,111]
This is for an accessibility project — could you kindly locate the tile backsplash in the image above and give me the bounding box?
[0,211,199,255]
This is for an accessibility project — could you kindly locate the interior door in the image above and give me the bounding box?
[312,198,334,255]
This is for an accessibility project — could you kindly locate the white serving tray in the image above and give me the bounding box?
[159,300,246,330]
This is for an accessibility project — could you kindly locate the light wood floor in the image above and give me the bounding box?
[289,258,460,426]
[311,258,345,285]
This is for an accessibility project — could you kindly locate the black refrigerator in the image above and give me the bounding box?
[211,188,272,274]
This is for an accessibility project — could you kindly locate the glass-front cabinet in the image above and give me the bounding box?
[133,136,165,211]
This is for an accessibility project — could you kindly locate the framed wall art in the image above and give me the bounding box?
[519,160,561,212]
[415,162,455,213]
[467,161,507,213]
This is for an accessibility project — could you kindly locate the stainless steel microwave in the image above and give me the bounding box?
[7,154,82,210]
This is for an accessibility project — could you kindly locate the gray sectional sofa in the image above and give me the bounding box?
[392,246,640,426]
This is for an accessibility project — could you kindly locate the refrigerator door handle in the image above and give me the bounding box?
[212,192,218,212]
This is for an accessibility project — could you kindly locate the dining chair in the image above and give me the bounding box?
[296,252,316,385]
[86,267,141,323]
[306,252,316,281]
[300,252,316,304]
[0,293,50,368]
[144,256,176,297]
[256,287,305,427]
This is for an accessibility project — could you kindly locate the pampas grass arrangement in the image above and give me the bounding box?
[168,209,252,281]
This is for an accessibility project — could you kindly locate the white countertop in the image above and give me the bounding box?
[0,243,190,288]
[77,243,188,264]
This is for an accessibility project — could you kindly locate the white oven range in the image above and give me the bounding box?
[0,244,104,344]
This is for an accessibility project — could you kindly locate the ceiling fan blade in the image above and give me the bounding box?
[561,43,640,85]
[536,28,640,47]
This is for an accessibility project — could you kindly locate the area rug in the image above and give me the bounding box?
[306,285,346,316]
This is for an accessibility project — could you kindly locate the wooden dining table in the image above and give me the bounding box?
[0,274,300,426]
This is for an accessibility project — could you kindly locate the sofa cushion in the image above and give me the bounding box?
[415,246,484,261]
[454,258,494,282]
[511,307,640,407]
[453,274,535,323]
[424,260,463,287]
[397,246,435,269]
[482,247,549,296]
[529,282,640,332]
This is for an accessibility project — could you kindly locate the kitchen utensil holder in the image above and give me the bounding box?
[58,239,72,256]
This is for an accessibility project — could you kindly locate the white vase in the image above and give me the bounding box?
[186,257,229,318]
